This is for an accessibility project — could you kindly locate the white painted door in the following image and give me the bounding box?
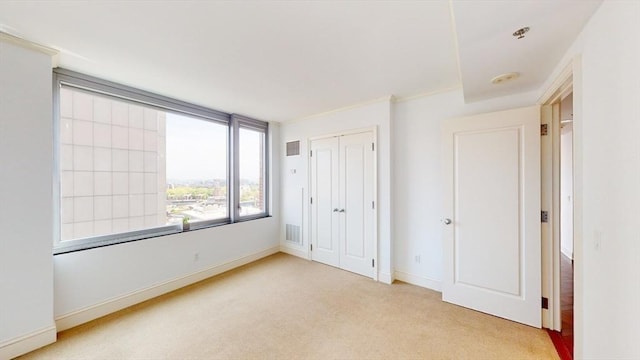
[310,131,375,278]
[339,132,374,277]
[442,106,541,327]
[310,137,340,267]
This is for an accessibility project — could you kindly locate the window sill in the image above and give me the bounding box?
[53,215,270,255]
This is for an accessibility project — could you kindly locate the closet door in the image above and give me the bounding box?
[339,132,374,277]
[310,137,340,267]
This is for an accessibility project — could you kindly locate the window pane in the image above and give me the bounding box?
[58,87,227,242]
[238,128,266,216]
[166,113,228,224]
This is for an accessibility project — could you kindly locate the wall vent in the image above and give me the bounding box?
[285,224,301,245]
[286,141,300,156]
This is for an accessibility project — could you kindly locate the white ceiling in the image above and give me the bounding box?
[453,0,601,103]
[0,1,601,122]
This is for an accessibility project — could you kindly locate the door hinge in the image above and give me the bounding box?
[541,297,549,309]
[310,150,312,157]
[310,197,313,205]
[540,124,548,136]
[372,142,375,151]
[372,201,375,209]
[372,259,375,267]
[541,210,549,223]
[310,244,313,251]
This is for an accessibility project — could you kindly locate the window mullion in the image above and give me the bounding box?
[231,117,240,222]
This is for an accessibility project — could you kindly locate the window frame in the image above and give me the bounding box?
[231,114,270,221]
[53,69,269,255]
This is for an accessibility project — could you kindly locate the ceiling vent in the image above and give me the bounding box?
[286,141,300,156]
[490,72,520,85]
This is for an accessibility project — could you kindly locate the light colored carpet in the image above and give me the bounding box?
[20,253,559,359]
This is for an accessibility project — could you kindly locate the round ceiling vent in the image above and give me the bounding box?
[490,72,520,85]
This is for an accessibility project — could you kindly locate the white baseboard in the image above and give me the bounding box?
[378,271,394,284]
[281,246,392,285]
[394,270,442,292]
[55,246,280,332]
[279,244,309,259]
[0,325,56,360]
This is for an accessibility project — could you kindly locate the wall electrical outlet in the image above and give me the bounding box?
[414,255,421,264]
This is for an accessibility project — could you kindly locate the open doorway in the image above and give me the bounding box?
[559,92,574,357]
[540,67,575,359]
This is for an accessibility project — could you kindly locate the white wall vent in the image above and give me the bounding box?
[285,224,301,245]
[286,141,300,156]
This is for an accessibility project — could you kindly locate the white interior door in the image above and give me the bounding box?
[442,106,541,327]
[310,137,339,267]
[339,132,374,277]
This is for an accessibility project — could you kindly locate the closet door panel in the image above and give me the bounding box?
[310,137,340,267]
[339,132,374,277]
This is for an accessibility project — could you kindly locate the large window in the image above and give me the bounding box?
[54,69,268,253]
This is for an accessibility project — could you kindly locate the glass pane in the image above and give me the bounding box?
[58,87,227,242]
[166,113,228,225]
[239,128,265,216]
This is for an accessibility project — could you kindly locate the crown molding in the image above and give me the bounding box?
[393,85,462,103]
[0,31,58,56]
[284,95,394,124]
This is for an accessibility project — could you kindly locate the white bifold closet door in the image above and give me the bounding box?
[310,131,374,278]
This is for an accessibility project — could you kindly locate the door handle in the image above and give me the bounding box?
[333,208,339,212]
[443,218,452,225]
[339,209,345,213]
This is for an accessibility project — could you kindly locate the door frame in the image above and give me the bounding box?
[538,59,578,335]
[307,126,379,281]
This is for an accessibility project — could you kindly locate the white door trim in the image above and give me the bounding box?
[540,104,553,329]
[308,126,377,141]
[541,102,563,331]
[539,61,575,331]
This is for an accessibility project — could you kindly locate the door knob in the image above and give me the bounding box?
[333,208,339,212]
[443,218,452,225]
[339,209,345,213]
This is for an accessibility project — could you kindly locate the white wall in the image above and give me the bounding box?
[560,122,573,259]
[54,217,279,322]
[279,99,393,281]
[392,89,538,289]
[55,123,281,327]
[0,40,56,358]
[541,1,640,358]
[0,36,281,355]
[278,90,538,287]
[560,94,574,261]
[578,2,639,358]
